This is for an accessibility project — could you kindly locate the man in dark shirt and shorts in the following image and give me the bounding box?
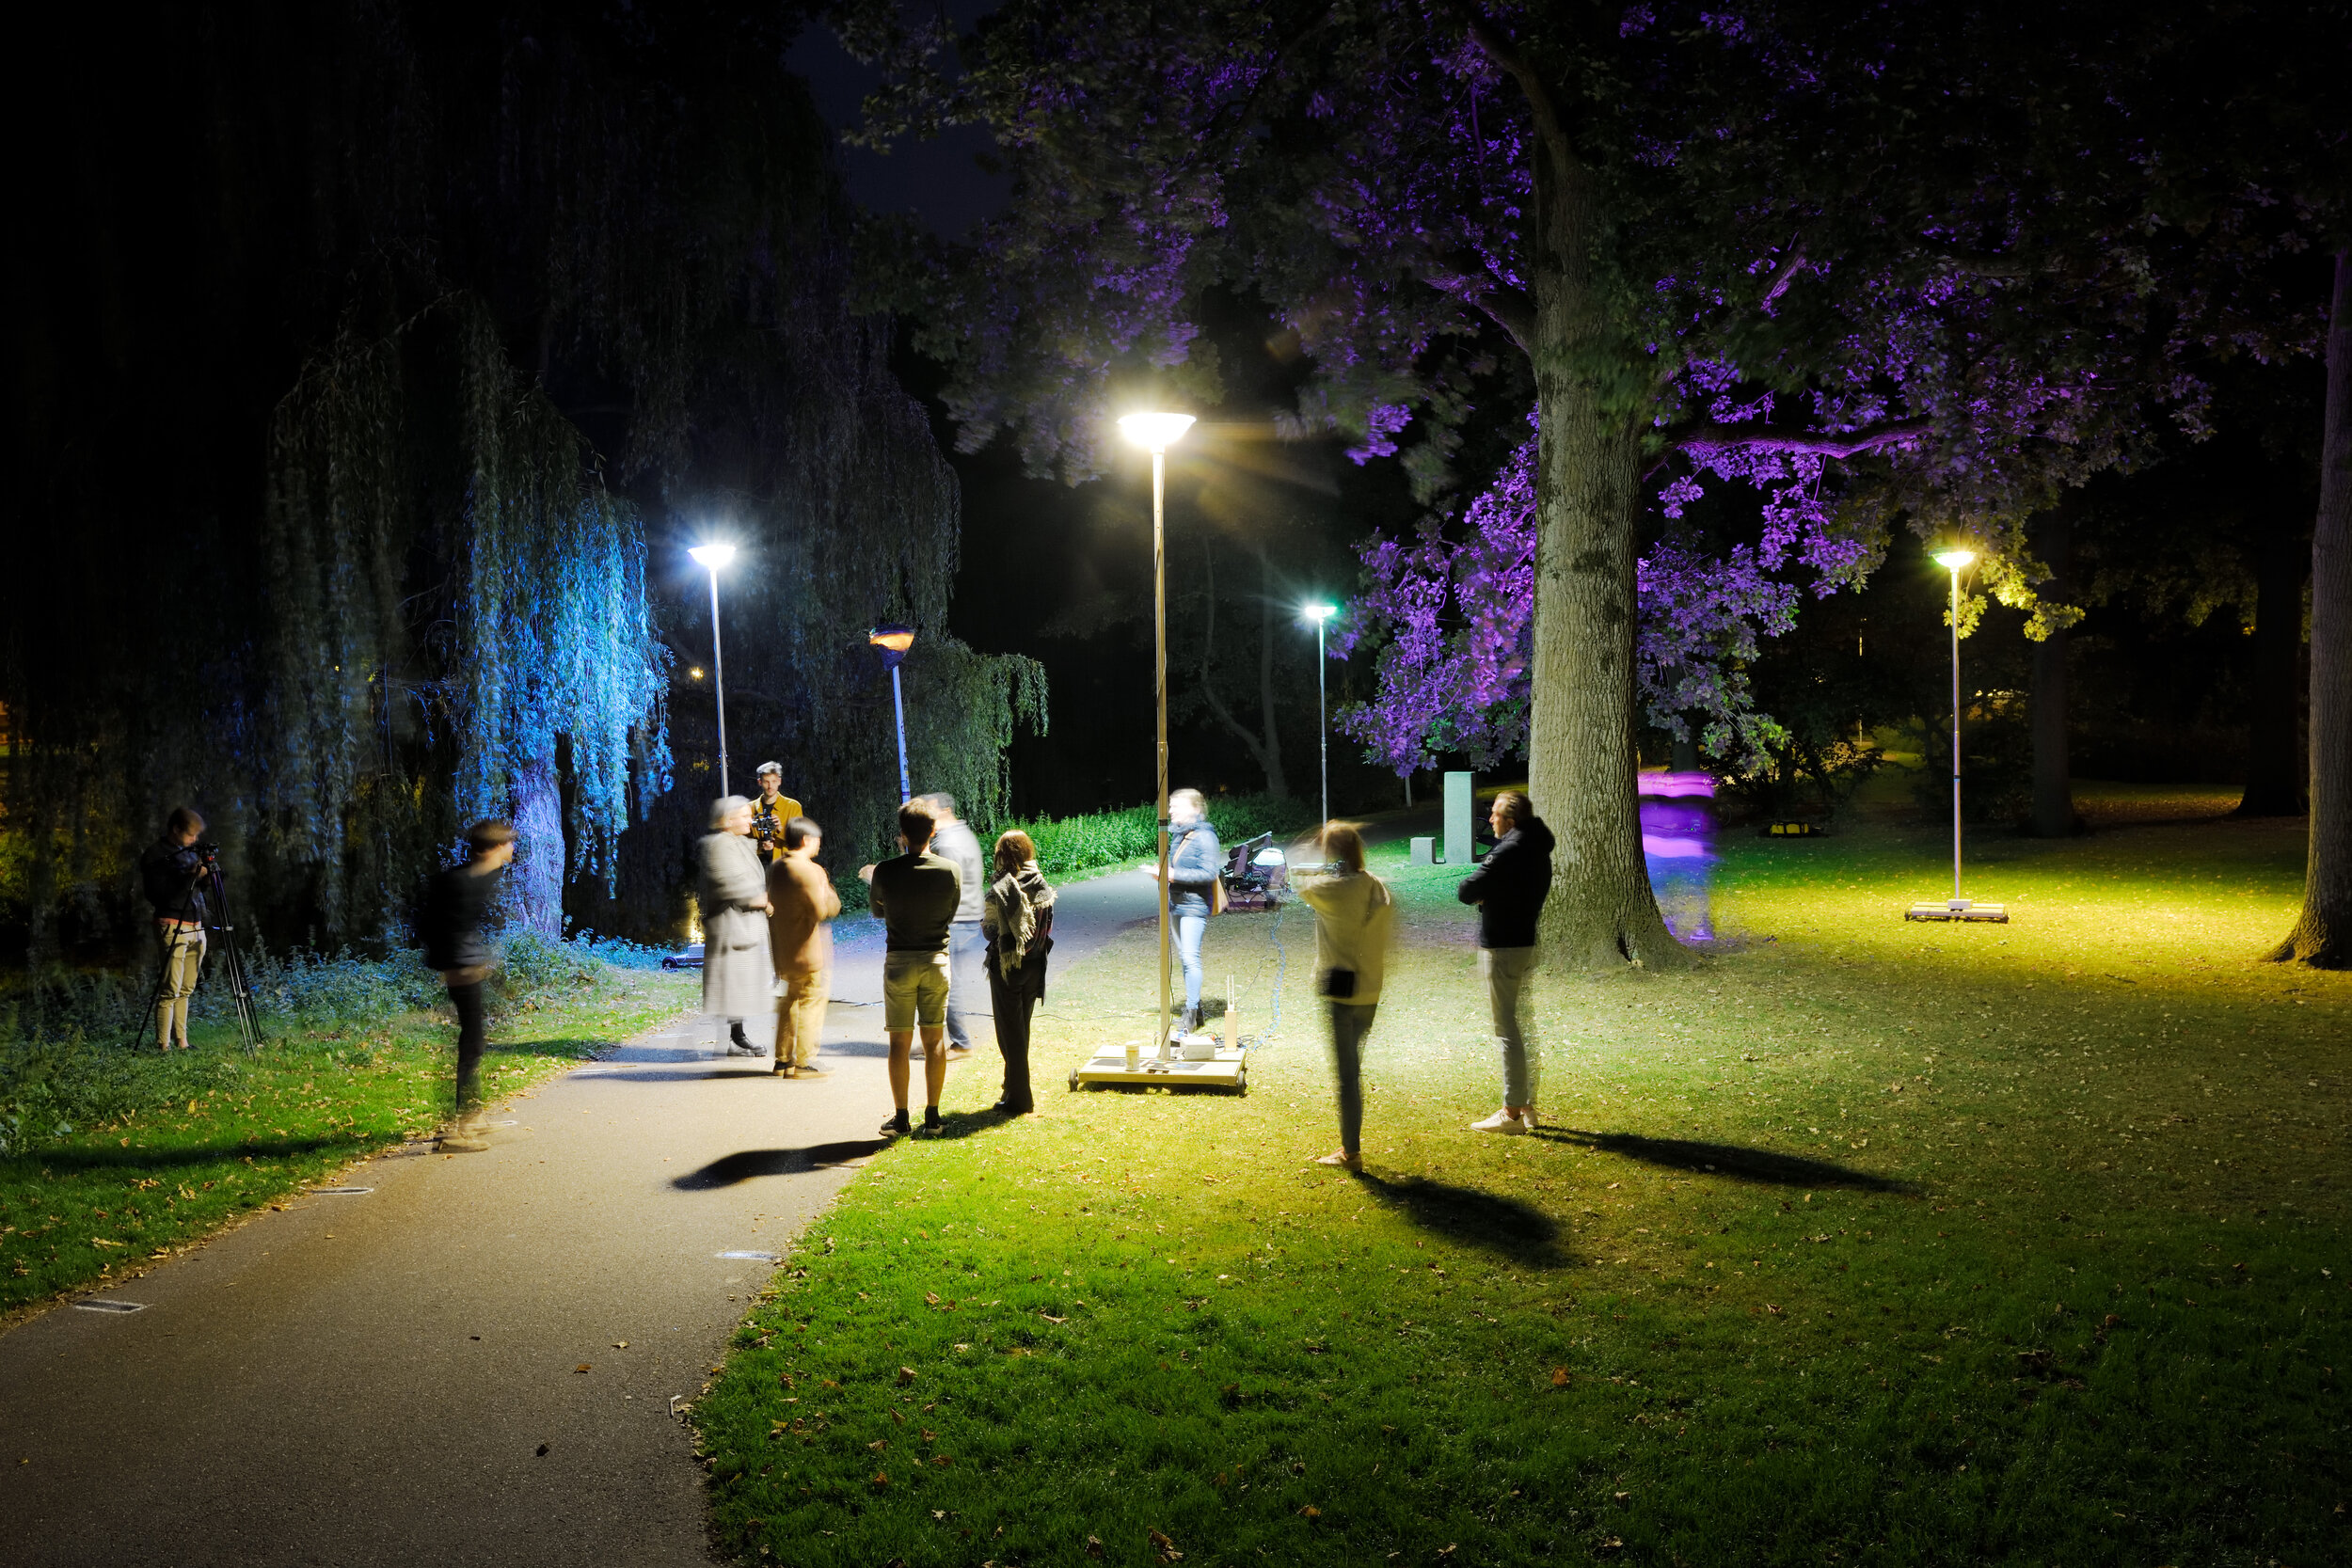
[862,800,963,1136]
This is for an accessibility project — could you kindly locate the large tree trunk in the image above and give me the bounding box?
[1526,148,1685,971]
[1195,538,1289,796]
[2029,504,2076,837]
[1255,546,1289,799]
[2235,518,2310,816]
[2269,246,2352,966]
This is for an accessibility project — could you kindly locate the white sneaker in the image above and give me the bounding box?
[1470,1108,1529,1135]
[1518,1106,1538,1132]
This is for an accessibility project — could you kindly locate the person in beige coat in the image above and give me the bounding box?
[698,795,773,1056]
[767,816,840,1077]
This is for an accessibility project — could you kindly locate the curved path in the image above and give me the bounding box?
[0,871,1161,1568]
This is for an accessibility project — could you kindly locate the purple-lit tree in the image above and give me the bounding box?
[835,0,2318,967]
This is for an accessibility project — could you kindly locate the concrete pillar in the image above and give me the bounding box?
[1444,771,1473,864]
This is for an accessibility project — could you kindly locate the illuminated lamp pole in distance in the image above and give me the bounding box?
[1117,409,1195,1053]
[868,624,916,803]
[1303,603,1337,826]
[1906,546,2008,922]
[689,543,737,797]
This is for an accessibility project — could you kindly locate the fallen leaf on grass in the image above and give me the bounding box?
[871,1471,889,1489]
[1086,1536,1104,1559]
[1042,1313,1068,1325]
[575,1364,593,1373]
[89,1238,122,1249]
[898,1366,917,1384]
[869,1439,888,1451]
[1551,1368,1569,1387]
[1149,1527,1184,1562]
[1299,1505,1321,1518]
[933,1454,953,1466]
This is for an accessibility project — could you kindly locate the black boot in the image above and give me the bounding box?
[727,1020,760,1056]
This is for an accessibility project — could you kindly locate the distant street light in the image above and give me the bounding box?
[1907,547,2007,923]
[868,624,916,803]
[1303,603,1338,825]
[1117,409,1195,1053]
[689,543,738,797]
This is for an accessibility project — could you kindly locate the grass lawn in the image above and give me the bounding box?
[696,785,2347,1566]
[0,962,696,1318]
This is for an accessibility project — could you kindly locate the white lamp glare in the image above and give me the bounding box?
[1932,548,1975,571]
[1304,602,1337,623]
[689,543,736,569]
[1117,412,1196,452]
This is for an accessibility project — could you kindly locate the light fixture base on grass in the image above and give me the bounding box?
[1071,1035,1249,1093]
[1905,899,2010,923]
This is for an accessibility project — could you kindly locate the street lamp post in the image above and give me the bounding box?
[1934,548,1972,907]
[689,544,737,797]
[1303,603,1337,825]
[1904,548,2007,922]
[1117,410,1195,1054]
[868,625,916,802]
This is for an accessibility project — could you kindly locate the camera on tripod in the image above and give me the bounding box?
[192,840,222,863]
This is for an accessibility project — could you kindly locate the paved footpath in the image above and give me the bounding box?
[0,871,1159,1568]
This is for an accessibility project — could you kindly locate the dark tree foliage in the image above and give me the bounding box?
[1,1,1038,958]
[834,0,2338,970]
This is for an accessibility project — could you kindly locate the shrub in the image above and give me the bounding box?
[1004,793,1316,880]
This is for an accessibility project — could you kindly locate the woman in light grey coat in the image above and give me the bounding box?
[699,796,773,1055]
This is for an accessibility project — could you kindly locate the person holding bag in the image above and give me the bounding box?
[1292,822,1395,1172]
[698,795,774,1058]
[981,830,1056,1114]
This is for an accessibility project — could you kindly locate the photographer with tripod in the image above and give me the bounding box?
[138,807,215,1051]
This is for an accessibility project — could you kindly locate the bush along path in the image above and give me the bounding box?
[692,809,2348,1567]
[0,936,696,1316]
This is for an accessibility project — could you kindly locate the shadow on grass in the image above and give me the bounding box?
[1356,1172,1569,1267]
[24,1135,354,1174]
[672,1140,889,1188]
[1536,1128,1917,1194]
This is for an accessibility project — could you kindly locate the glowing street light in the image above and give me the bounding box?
[868,624,916,803]
[1117,409,1195,1053]
[689,543,738,797]
[1908,546,2007,923]
[1303,603,1338,826]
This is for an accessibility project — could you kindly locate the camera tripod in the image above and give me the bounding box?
[130,847,262,1054]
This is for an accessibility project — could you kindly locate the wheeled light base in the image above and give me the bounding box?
[1905,900,2009,922]
[1070,1041,1249,1093]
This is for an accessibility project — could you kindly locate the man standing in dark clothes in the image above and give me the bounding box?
[138,807,215,1050]
[860,800,962,1136]
[421,820,515,1152]
[1455,790,1555,1134]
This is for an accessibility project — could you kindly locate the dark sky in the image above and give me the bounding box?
[786,5,1009,237]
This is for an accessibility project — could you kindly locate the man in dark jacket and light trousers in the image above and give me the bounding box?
[1454,790,1554,1134]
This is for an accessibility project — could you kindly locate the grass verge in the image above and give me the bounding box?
[1,951,695,1316]
[695,792,2347,1566]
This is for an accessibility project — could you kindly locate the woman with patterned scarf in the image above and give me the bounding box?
[981,829,1057,1114]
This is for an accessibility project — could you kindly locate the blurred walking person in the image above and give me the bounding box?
[767,816,839,1078]
[981,830,1056,1114]
[421,820,515,1152]
[1456,790,1554,1133]
[1293,822,1395,1172]
[862,799,962,1135]
[700,795,774,1058]
[138,807,215,1050]
[918,792,986,1061]
[1163,787,1222,1033]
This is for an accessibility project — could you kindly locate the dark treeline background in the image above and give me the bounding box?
[1,2,2323,971]
[1,0,1041,963]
